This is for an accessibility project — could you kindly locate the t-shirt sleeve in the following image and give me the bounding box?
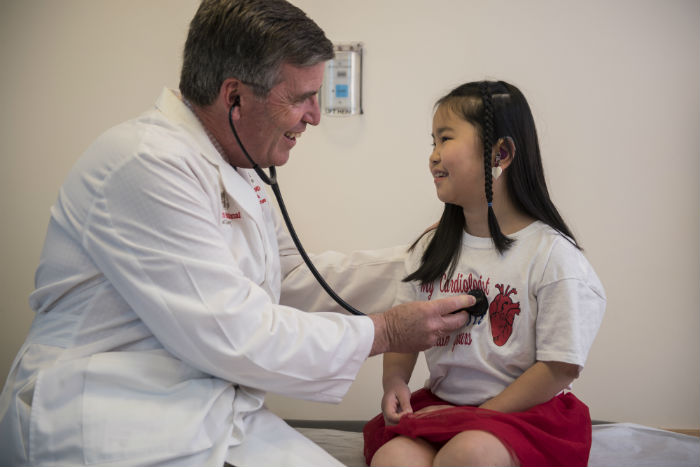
[391,234,432,307]
[535,238,606,368]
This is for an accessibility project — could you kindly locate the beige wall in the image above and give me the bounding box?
[1,0,698,430]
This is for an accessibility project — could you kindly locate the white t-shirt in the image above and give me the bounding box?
[395,221,606,406]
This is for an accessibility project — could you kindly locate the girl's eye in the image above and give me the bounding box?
[432,136,451,147]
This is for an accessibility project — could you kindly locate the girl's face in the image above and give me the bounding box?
[430,105,486,209]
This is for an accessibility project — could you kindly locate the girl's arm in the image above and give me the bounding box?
[381,352,419,424]
[479,360,580,413]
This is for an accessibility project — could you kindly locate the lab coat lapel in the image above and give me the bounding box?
[154,88,265,229]
[219,166,266,230]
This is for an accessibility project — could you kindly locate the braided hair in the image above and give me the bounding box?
[404,80,579,285]
[480,81,514,253]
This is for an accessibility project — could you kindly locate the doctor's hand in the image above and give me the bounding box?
[368,295,473,356]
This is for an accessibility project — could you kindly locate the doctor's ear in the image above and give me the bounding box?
[220,78,243,117]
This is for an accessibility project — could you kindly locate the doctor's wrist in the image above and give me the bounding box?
[368,313,390,357]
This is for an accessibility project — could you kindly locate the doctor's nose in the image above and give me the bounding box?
[302,95,321,126]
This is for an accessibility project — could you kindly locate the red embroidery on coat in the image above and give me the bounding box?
[253,184,267,204]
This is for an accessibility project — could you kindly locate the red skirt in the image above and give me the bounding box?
[363,389,591,467]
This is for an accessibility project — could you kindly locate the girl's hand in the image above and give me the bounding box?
[381,379,413,425]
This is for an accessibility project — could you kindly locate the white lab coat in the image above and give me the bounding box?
[0,88,408,466]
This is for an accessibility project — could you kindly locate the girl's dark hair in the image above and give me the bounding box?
[404,80,579,285]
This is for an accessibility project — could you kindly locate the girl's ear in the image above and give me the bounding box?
[492,136,516,170]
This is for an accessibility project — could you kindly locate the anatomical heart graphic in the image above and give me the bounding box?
[488,283,521,346]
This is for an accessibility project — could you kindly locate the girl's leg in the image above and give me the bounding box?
[433,430,519,467]
[370,435,436,467]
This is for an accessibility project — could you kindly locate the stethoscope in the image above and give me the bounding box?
[227,97,486,318]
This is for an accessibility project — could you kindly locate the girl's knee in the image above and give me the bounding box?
[433,430,518,467]
[370,436,436,467]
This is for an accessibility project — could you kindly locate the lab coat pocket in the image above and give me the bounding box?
[82,350,234,465]
[29,356,90,466]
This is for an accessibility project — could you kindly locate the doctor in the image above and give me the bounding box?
[0,0,473,466]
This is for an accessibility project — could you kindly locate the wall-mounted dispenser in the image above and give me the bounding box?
[321,43,363,116]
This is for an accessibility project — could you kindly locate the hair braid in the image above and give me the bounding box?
[480,82,513,253]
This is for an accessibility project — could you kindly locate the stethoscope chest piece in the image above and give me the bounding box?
[452,289,488,317]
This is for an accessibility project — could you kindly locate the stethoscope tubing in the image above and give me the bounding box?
[226,100,488,319]
[228,101,365,316]
[270,181,365,315]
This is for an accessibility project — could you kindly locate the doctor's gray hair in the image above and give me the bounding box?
[180,0,334,105]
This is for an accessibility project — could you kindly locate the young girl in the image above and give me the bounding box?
[363,81,606,467]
